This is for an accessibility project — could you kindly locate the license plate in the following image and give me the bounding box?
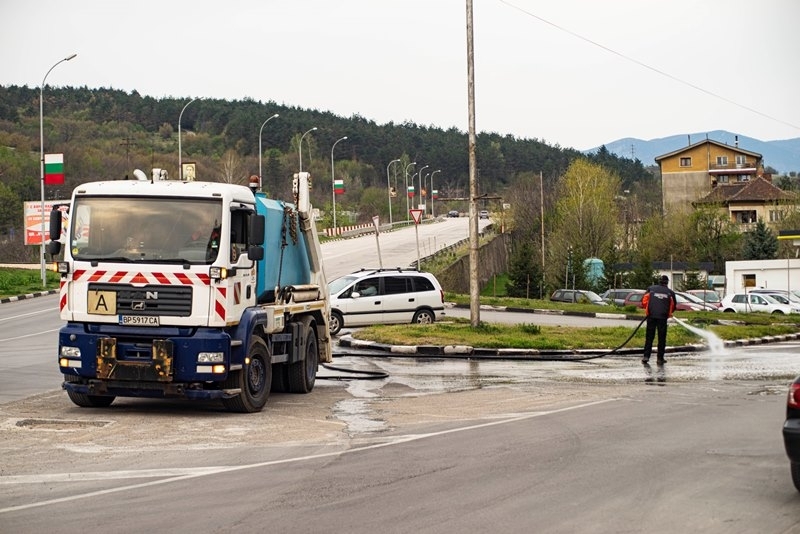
[119,315,160,326]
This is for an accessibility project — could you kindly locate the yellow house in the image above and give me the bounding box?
[693,176,797,231]
[655,138,763,214]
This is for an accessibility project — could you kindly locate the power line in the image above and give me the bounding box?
[498,0,800,133]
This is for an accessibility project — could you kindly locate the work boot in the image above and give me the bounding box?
[641,359,649,364]
[657,359,666,365]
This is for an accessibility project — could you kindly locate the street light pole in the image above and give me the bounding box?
[430,169,441,217]
[417,164,429,211]
[298,127,317,172]
[386,158,401,226]
[404,161,416,220]
[258,113,279,189]
[39,52,77,287]
[331,136,347,231]
[178,97,198,180]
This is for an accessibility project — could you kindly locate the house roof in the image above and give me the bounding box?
[694,177,796,205]
[655,138,762,162]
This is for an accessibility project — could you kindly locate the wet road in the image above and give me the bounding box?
[3,341,800,532]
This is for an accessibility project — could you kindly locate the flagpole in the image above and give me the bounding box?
[40,53,77,287]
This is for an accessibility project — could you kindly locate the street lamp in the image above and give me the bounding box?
[386,158,401,226]
[298,127,317,172]
[404,161,416,220]
[429,169,441,217]
[258,113,279,189]
[417,164,429,211]
[178,97,198,179]
[39,52,77,287]
[331,136,347,231]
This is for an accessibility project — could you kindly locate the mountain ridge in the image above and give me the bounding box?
[588,131,800,174]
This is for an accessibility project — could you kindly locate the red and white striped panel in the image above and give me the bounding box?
[72,270,211,286]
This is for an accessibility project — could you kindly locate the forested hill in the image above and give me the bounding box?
[0,84,649,216]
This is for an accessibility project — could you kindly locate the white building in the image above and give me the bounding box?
[725,259,800,295]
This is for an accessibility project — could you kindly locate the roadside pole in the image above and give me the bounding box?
[410,209,423,269]
[372,215,383,269]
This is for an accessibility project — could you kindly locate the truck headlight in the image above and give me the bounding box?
[61,346,81,358]
[209,267,228,280]
[198,352,224,363]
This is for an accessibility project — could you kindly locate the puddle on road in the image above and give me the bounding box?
[328,342,800,434]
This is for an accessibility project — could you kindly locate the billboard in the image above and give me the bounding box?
[23,200,70,245]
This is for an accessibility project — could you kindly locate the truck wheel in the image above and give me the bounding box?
[412,309,435,324]
[288,320,317,393]
[63,375,115,408]
[223,337,271,413]
[329,311,343,335]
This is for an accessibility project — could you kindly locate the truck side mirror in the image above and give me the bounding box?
[249,214,265,246]
[46,208,63,255]
[49,208,62,240]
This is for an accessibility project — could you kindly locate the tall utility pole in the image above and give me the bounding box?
[466,0,480,326]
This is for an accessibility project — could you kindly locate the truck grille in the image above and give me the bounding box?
[88,283,193,317]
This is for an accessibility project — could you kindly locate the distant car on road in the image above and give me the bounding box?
[550,289,607,305]
[720,292,798,314]
[783,376,800,491]
[479,210,489,219]
[447,210,459,218]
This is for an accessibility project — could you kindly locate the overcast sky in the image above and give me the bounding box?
[2,0,798,151]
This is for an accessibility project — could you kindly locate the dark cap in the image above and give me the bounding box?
[659,275,669,285]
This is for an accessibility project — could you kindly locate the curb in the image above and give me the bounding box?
[0,289,58,304]
[337,332,800,359]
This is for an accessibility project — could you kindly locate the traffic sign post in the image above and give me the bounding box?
[410,209,423,268]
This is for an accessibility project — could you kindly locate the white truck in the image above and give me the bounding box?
[47,170,331,412]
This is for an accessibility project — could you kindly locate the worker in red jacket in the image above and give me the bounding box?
[641,275,677,365]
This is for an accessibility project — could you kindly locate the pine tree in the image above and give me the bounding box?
[742,219,778,260]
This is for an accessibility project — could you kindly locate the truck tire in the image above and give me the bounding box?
[222,337,272,413]
[63,375,115,408]
[288,320,317,394]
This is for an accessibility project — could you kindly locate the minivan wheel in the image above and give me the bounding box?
[329,311,343,335]
[412,309,435,324]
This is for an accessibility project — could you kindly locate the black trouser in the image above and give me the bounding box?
[643,317,668,362]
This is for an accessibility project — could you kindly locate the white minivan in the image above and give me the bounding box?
[327,269,445,335]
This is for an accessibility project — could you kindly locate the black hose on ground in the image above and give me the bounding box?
[318,362,389,380]
[532,315,647,362]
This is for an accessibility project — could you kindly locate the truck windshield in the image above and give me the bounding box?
[69,196,223,264]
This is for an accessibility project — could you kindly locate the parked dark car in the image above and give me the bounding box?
[783,376,800,491]
[479,210,489,219]
[600,288,638,306]
[549,289,607,305]
[447,210,459,218]
[622,290,646,308]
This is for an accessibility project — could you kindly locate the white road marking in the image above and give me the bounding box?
[0,398,617,514]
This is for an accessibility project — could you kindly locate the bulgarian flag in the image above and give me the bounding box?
[432,189,439,200]
[407,185,415,198]
[44,153,64,185]
[334,179,345,195]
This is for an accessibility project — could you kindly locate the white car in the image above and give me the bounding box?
[327,268,446,335]
[720,292,799,314]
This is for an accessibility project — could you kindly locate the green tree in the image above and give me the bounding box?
[741,218,778,260]
[506,240,543,298]
[629,252,656,289]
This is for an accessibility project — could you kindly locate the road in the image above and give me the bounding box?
[2,221,800,532]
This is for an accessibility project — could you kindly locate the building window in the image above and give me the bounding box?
[717,175,729,184]
[769,210,785,222]
[736,175,750,182]
[716,156,728,167]
[736,155,747,167]
[733,210,757,224]
[680,157,691,167]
